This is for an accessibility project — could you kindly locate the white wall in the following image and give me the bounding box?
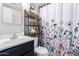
[0,3,24,35]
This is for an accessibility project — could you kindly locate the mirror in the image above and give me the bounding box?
[3,4,22,24]
[0,3,23,35]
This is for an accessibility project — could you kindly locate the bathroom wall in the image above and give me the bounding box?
[0,3,23,35]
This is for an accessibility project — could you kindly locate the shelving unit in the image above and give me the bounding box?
[24,6,40,38]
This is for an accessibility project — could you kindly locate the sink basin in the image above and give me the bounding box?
[0,36,34,51]
[0,38,10,45]
[0,37,24,45]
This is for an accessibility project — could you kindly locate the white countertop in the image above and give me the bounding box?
[0,36,35,51]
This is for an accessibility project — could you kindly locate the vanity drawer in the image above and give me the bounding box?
[0,40,34,56]
[23,50,34,56]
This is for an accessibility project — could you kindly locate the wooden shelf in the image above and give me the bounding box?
[25,25,39,26]
[25,32,41,38]
[26,10,38,18]
[29,19,38,25]
[29,32,39,37]
[24,9,40,38]
[25,15,36,19]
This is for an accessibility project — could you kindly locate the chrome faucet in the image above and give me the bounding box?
[10,33,18,40]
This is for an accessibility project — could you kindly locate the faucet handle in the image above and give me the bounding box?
[10,33,18,40]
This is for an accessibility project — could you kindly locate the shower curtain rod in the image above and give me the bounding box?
[38,3,50,9]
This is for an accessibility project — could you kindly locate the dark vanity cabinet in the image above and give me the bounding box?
[0,40,34,56]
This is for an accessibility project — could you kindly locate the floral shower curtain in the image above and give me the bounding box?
[39,3,79,56]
